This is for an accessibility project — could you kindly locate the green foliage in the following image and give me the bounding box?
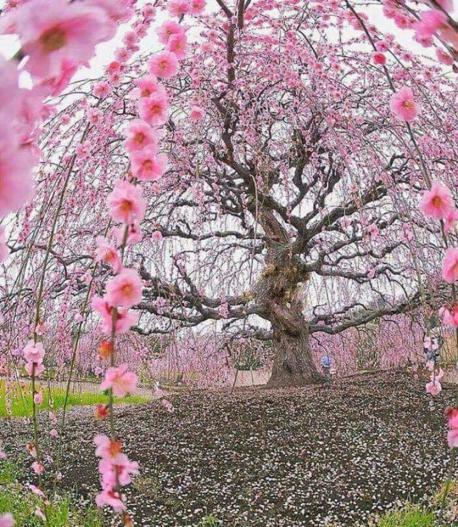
[0,459,22,485]
[0,380,148,417]
[375,505,435,527]
[0,460,102,526]
[198,514,222,526]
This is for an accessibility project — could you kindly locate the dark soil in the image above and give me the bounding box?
[2,371,457,526]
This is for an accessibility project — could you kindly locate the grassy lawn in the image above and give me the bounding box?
[0,459,102,526]
[0,380,149,417]
[375,505,435,527]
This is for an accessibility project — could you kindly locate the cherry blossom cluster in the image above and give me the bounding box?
[89,0,205,519]
[382,0,456,65]
[0,0,133,223]
[414,176,457,399]
[421,185,457,293]
[94,434,139,514]
[0,0,136,523]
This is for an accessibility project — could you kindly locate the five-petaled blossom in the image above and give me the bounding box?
[131,148,167,181]
[124,120,158,153]
[7,0,114,79]
[100,364,138,397]
[148,51,179,79]
[105,268,143,308]
[138,93,169,126]
[106,180,146,224]
[419,181,455,220]
[390,87,418,122]
[23,341,45,377]
[95,237,122,274]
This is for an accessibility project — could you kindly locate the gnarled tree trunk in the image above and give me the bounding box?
[253,208,325,388]
[266,301,324,388]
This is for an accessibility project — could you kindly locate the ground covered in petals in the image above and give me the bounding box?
[2,372,456,526]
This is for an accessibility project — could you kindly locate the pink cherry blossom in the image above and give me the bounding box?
[124,120,158,153]
[40,58,78,96]
[87,107,103,125]
[105,268,143,308]
[426,378,442,396]
[447,407,458,448]
[152,231,163,241]
[440,305,458,327]
[129,77,167,100]
[190,105,204,121]
[168,0,191,17]
[142,3,156,20]
[448,429,458,448]
[419,181,454,220]
[148,51,179,79]
[131,149,167,181]
[25,362,45,377]
[157,20,185,45]
[389,87,419,122]
[23,342,45,365]
[93,81,111,98]
[100,363,138,397]
[95,489,126,512]
[11,0,114,79]
[0,134,36,217]
[94,434,122,458]
[138,93,169,126]
[32,462,44,475]
[86,0,133,24]
[91,296,138,335]
[99,453,139,486]
[372,52,386,65]
[166,32,187,59]
[106,180,146,224]
[95,237,122,274]
[436,48,454,66]
[442,247,458,283]
[29,484,45,498]
[414,10,446,40]
[0,514,14,527]
[33,392,43,405]
[375,40,389,52]
[444,209,458,234]
[393,13,413,29]
[447,407,458,429]
[190,0,206,15]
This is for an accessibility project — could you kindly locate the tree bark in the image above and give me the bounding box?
[266,306,325,388]
[251,207,324,388]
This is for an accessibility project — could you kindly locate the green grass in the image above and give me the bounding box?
[0,380,148,417]
[0,460,102,526]
[198,515,222,527]
[376,504,435,527]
